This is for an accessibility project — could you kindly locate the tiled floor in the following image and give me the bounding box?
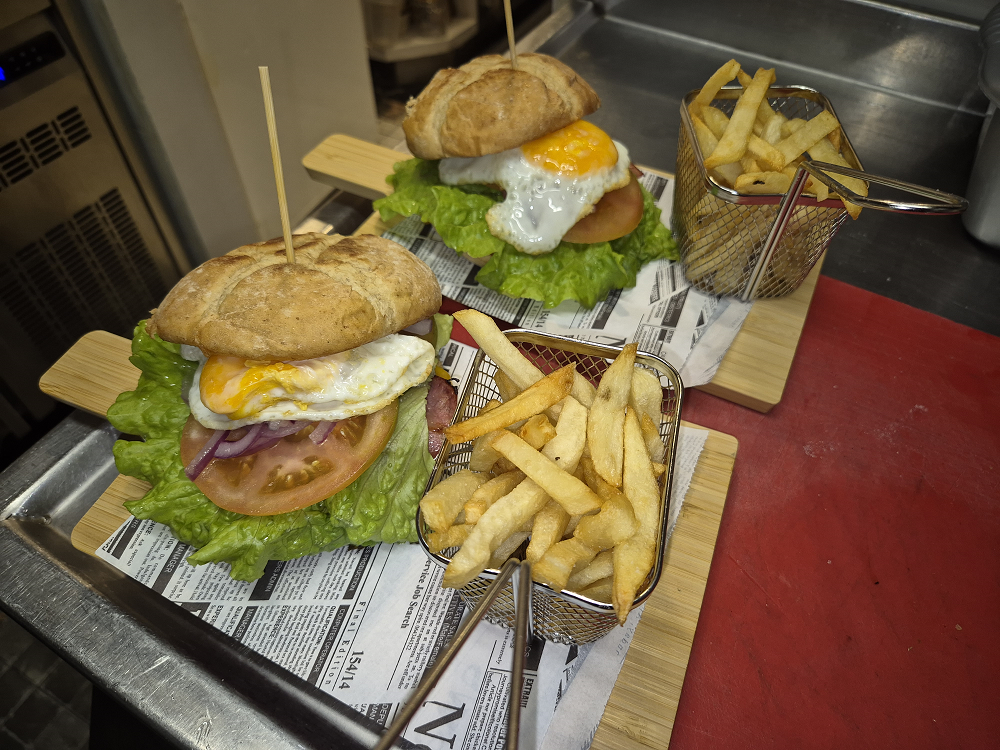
[0,612,90,750]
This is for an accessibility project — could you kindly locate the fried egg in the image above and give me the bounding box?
[181,334,435,431]
[438,120,631,255]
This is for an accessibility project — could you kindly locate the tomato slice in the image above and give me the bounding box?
[180,401,399,516]
[561,172,645,245]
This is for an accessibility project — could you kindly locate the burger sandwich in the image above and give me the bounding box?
[108,232,456,580]
[374,53,678,309]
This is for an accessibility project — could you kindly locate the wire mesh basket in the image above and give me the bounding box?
[673,85,967,301]
[417,330,683,645]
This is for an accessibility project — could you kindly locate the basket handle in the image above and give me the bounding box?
[799,159,968,215]
[372,558,532,750]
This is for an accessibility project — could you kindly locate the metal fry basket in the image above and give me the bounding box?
[417,330,684,645]
[674,85,968,301]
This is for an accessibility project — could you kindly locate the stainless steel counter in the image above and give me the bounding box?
[1,2,997,748]
[0,413,396,749]
[538,0,1000,335]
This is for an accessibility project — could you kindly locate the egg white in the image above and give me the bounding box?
[181,334,435,431]
[438,139,631,255]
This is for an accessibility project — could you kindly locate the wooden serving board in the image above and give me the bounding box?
[41,331,737,749]
[304,133,822,413]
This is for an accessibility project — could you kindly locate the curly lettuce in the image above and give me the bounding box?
[107,320,438,581]
[374,158,678,308]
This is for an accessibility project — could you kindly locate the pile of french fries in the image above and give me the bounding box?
[689,59,868,220]
[419,309,670,625]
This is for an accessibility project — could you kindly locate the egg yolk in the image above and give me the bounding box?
[200,356,302,419]
[520,120,619,177]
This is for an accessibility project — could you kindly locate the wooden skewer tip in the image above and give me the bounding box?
[258,65,295,264]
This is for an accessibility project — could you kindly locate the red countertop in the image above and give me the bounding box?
[676,276,1000,749]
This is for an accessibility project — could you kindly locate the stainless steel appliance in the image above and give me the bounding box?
[0,8,182,460]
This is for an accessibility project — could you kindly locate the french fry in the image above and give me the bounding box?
[488,531,529,569]
[828,126,842,153]
[457,309,596,413]
[612,537,655,624]
[442,478,549,588]
[804,131,867,219]
[704,67,775,170]
[734,170,792,195]
[740,155,762,174]
[538,396,588,474]
[525,500,570,563]
[692,114,741,187]
[587,343,638,487]
[761,111,786,145]
[689,58,741,116]
[420,469,488,533]
[469,429,504,472]
[445,364,575,444]
[467,400,503,472]
[612,408,661,623]
[581,577,614,603]
[454,309,542,391]
[491,431,602,515]
[518,414,557,450]
[567,549,614,592]
[463,469,525,524]
[428,524,473,554]
[640,413,666,463]
[574,490,637,551]
[493,368,521,402]
[578,456,638,550]
[700,105,729,139]
[737,67,779,125]
[628,368,665,461]
[748,134,786,170]
[532,538,598,591]
[774,109,839,166]
[579,456,618,504]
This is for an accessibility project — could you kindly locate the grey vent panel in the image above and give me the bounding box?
[0,107,92,191]
[0,188,168,360]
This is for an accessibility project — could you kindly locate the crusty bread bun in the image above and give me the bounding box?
[403,53,600,160]
[148,233,441,361]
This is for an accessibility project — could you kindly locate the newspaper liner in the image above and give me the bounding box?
[95,340,708,749]
[298,172,752,387]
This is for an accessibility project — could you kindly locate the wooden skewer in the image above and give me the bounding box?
[258,65,295,264]
[503,0,517,70]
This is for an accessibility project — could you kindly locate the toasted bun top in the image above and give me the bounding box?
[148,233,441,360]
[403,53,600,159]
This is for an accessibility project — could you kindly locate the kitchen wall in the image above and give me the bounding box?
[83,0,380,264]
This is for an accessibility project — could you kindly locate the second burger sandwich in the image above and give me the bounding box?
[108,233,455,580]
[374,53,678,309]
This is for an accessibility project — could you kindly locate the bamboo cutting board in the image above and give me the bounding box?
[304,133,823,413]
[40,331,737,749]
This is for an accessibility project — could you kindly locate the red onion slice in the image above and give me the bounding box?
[246,434,282,454]
[309,420,335,445]
[214,423,264,458]
[264,420,310,439]
[403,318,433,335]
[185,429,225,480]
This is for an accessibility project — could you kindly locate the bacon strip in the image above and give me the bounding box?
[426,376,458,457]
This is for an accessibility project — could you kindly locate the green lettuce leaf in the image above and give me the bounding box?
[373,158,679,308]
[107,320,439,581]
[326,384,433,545]
[427,312,454,354]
